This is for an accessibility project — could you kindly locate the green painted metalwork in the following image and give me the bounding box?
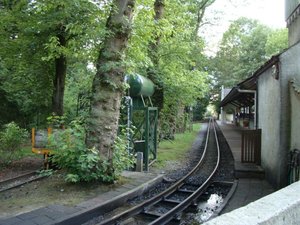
[130,106,158,171]
[125,74,155,97]
[122,74,158,171]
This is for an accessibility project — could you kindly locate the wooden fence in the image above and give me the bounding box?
[241,129,262,164]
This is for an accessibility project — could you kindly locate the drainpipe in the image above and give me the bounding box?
[237,89,257,129]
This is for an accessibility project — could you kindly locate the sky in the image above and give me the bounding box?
[200,0,286,55]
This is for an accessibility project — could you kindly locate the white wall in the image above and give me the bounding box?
[257,67,282,188]
[281,43,300,154]
[288,16,300,46]
[290,80,300,150]
[285,0,300,19]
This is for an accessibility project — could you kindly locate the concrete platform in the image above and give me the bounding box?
[217,122,265,178]
[221,178,274,214]
[217,121,275,214]
[0,171,164,225]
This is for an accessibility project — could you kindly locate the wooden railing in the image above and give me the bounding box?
[241,129,262,164]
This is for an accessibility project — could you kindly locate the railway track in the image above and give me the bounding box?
[0,171,44,193]
[96,118,221,225]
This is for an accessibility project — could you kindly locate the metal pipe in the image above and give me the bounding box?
[237,89,256,94]
[124,96,133,155]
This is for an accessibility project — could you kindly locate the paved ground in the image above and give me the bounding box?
[0,171,164,225]
[217,121,275,214]
[221,178,274,214]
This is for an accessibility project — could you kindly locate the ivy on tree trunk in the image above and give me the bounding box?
[86,0,135,172]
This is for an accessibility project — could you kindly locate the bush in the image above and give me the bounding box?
[0,122,29,166]
[113,128,134,174]
[49,120,134,183]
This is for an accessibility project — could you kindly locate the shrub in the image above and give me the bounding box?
[0,122,29,166]
[113,128,135,175]
[49,120,134,183]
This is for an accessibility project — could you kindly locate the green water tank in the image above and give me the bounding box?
[125,74,155,97]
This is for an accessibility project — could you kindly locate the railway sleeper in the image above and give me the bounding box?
[180,183,201,191]
[144,201,177,215]
[139,211,181,224]
[165,199,198,213]
[177,188,195,194]
[165,190,192,201]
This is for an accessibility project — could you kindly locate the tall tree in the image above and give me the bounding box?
[265,28,288,57]
[31,0,104,116]
[125,0,210,136]
[0,0,53,125]
[87,0,135,172]
[214,17,271,88]
[0,0,105,122]
[213,18,288,89]
[147,0,165,110]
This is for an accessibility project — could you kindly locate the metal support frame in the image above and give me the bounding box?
[132,106,158,171]
[122,95,158,171]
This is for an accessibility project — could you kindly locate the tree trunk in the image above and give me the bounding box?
[52,34,67,116]
[148,0,165,110]
[86,0,135,167]
[151,0,164,66]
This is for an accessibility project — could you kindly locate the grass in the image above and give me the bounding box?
[154,123,201,168]
[0,143,42,168]
[19,145,40,158]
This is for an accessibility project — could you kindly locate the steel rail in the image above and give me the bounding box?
[96,118,218,225]
[0,171,43,192]
[149,118,221,225]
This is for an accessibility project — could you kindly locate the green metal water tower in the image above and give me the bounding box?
[124,74,158,171]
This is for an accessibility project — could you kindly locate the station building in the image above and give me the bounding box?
[220,0,300,189]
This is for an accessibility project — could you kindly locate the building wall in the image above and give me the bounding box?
[288,16,300,46]
[285,0,300,20]
[257,68,282,188]
[280,43,300,171]
[290,80,300,150]
[286,0,300,46]
[257,42,300,188]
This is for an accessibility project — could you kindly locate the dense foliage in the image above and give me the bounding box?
[0,122,29,167]
[0,0,210,128]
[49,120,134,183]
[207,17,288,112]
[126,0,210,137]
[212,17,288,89]
[0,0,106,125]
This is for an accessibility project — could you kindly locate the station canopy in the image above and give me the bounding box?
[220,76,256,108]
